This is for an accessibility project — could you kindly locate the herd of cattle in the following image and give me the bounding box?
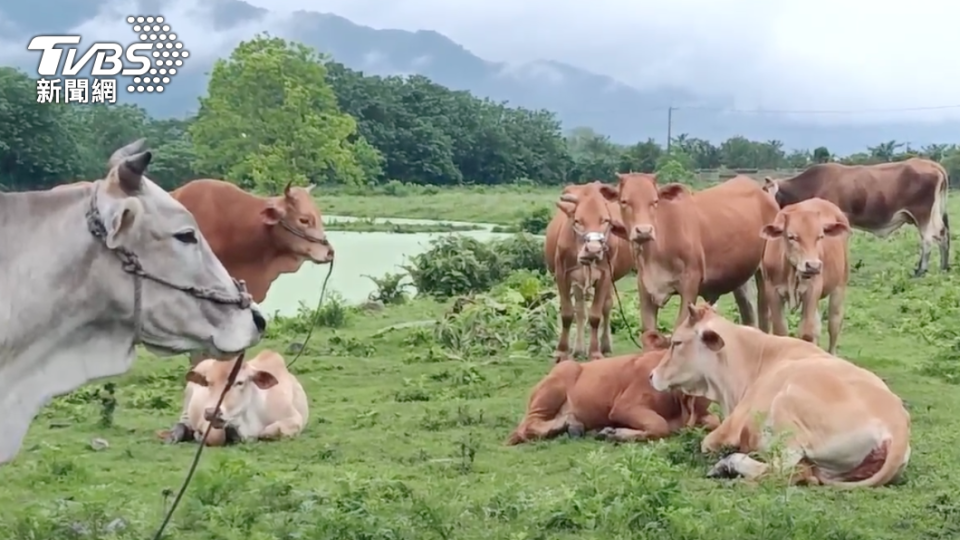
[512,158,948,486]
[0,139,948,490]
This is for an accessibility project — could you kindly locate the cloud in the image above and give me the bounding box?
[5,0,960,126]
[241,0,960,126]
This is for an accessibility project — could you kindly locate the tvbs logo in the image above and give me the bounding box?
[28,15,190,102]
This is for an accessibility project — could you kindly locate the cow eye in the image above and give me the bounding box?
[174,230,198,244]
[299,217,310,226]
[234,380,244,387]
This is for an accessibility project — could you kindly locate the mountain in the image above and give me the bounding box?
[2,0,958,154]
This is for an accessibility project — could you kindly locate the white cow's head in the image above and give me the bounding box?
[91,139,265,356]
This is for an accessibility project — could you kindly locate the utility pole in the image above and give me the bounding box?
[666,106,675,152]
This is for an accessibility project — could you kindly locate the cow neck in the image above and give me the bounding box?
[711,324,785,415]
[0,186,137,465]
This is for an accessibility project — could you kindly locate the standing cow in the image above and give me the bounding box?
[544,182,634,361]
[764,158,950,277]
[760,198,851,353]
[603,173,779,333]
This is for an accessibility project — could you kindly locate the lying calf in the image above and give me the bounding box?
[506,331,719,445]
[158,350,309,446]
[650,302,910,487]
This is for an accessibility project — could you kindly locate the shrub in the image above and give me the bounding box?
[517,206,552,235]
[404,233,545,298]
[267,290,352,339]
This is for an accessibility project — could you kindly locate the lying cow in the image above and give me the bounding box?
[603,173,779,333]
[764,158,950,277]
[649,303,911,487]
[0,139,264,465]
[544,182,634,361]
[160,350,309,446]
[760,198,851,353]
[506,331,718,445]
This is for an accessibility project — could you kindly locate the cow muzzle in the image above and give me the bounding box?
[203,406,226,429]
[630,224,655,244]
[649,370,668,392]
[798,259,822,278]
[577,232,607,265]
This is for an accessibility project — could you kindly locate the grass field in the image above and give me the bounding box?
[4,188,960,539]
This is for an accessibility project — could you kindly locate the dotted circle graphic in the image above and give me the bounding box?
[125,15,189,93]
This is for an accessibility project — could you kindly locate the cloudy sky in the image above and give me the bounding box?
[5,0,960,125]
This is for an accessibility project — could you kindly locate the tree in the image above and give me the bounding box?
[190,35,380,192]
[813,146,831,163]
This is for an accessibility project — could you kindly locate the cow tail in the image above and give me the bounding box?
[937,163,950,238]
[825,413,910,488]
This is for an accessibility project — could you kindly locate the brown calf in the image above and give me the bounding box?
[544,182,634,361]
[765,158,950,277]
[760,198,851,354]
[604,173,779,333]
[506,331,719,445]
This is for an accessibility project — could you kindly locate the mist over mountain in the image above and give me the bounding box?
[2,0,958,155]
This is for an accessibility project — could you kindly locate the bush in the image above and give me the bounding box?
[267,290,352,339]
[403,233,545,298]
[517,206,552,235]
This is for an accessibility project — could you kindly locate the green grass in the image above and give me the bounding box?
[324,218,484,234]
[5,194,960,539]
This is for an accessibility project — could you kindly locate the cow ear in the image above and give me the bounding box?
[822,221,850,237]
[185,370,208,387]
[641,330,671,351]
[658,183,687,201]
[555,200,576,217]
[105,197,143,249]
[760,223,784,240]
[250,370,279,389]
[598,184,619,202]
[262,201,284,225]
[700,329,725,352]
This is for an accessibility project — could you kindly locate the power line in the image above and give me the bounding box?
[656,103,960,115]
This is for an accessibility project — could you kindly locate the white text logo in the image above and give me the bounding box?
[29,15,191,104]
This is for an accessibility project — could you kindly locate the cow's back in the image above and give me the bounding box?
[782,161,945,229]
[171,179,266,267]
[694,176,778,292]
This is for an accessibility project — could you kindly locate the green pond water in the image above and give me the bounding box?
[259,215,511,317]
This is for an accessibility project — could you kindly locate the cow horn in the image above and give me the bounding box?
[283,180,294,197]
[108,138,148,169]
[559,193,578,204]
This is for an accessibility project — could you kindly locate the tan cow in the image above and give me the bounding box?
[51,181,93,191]
[544,181,634,361]
[159,350,309,446]
[649,303,911,488]
[760,198,851,353]
[506,331,719,445]
[603,173,779,333]
[764,158,950,276]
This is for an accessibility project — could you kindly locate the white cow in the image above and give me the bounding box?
[0,139,267,465]
[164,350,309,445]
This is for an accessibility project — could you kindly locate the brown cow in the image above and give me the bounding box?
[649,303,910,488]
[764,158,950,277]
[544,181,634,361]
[163,179,333,444]
[760,198,851,353]
[506,331,719,445]
[171,179,334,304]
[603,173,779,333]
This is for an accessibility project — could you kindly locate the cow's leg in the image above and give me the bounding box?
[554,272,574,362]
[754,271,770,333]
[766,282,788,337]
[914,235,933,277]
[637,276,659,333]
[163,383,196,444]
[587,277,611,360]
[572,283,587,359]
[596,404,671,443]
[673,279,700,329]
[260,415,304,440]
[600,291,613,355]
[940,212,951,272]
[797,286,823,345]
[506,361,581,445]
[732,280,757,327]
[826,286,846,355]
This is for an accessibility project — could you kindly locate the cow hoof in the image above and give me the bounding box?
[566,422,586,438]
[552,351,570,363]
[913,268,927,278]
[588,352,604,361]
[163,423,192,444]
[595,427,617,440]
[707,458,741,479]
[224,425,241,445]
